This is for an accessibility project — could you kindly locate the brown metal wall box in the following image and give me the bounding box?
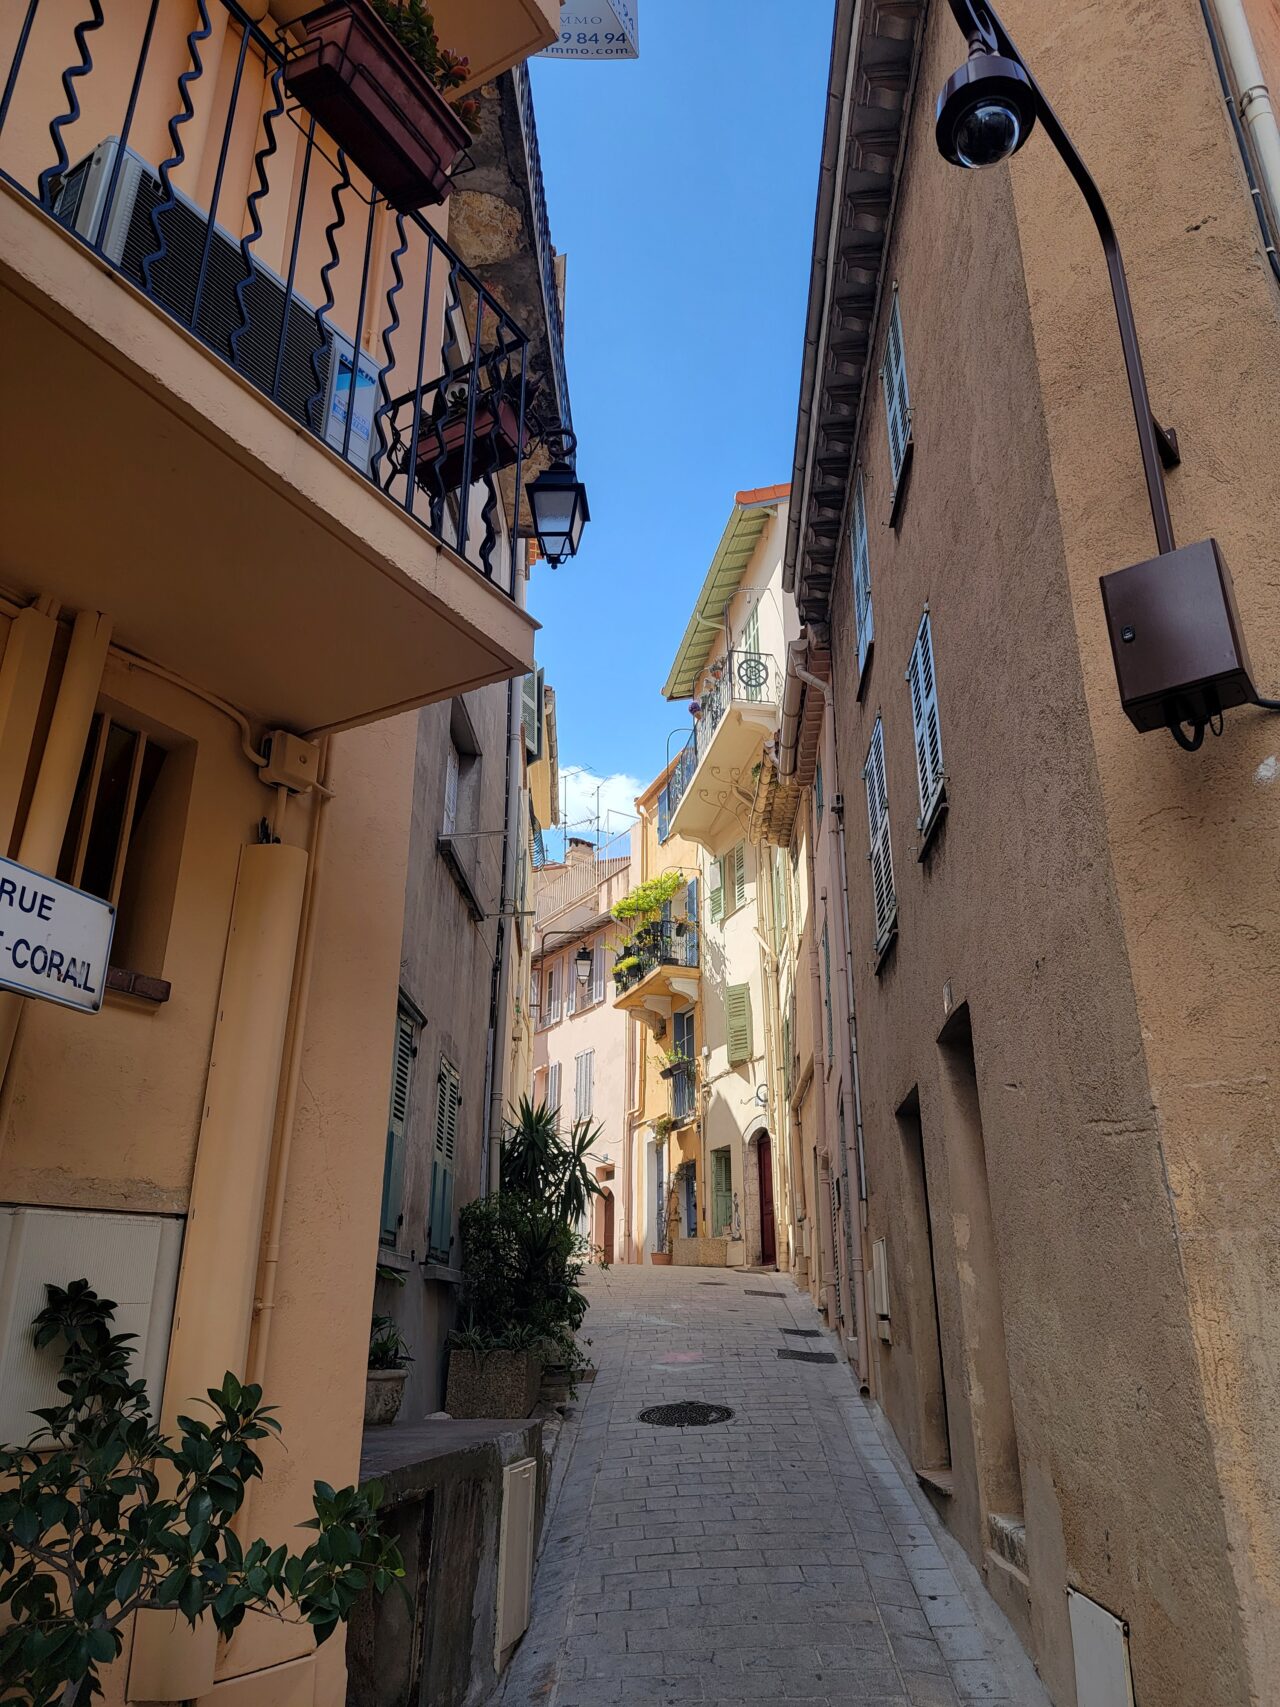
[1099,537,1257,731]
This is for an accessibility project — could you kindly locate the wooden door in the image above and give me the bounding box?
[601,1191,615,1263]
[758,1136,777,1266]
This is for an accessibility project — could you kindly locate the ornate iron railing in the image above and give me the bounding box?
[667,1057,697,1125]
[0,0,530,597]
[665,651,781,820]
[614,920,698,992]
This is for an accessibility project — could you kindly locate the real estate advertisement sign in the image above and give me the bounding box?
[0,856,115,1013]
[539,2,638,59]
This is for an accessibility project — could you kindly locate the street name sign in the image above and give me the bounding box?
[539,2,638,58]
[0,856,115,1013]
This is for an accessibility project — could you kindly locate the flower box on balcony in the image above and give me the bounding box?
[415,390,524,489]
[286,2,470,212]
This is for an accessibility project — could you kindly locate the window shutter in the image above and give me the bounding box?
[573,1048,593,1119]
[567,956,577,1015]
[443,745,460,835]
[428,1056,459,1262]
[546,964,560,1024]
[591,944,605,1004]
[712,1150,733,1236]
[381,1005,417,1245]
[725,982,753,1066]
[684,878,699,965]
[547,1060,561,1128]
[851,470,873,673]
[907,610,944,823]
[709,857,724,922]
[521,669,543,760]
[881,293,911,487]
[864,718,897,949]
[815,761,824,823]
[657,787,670,843]
[822,921,834,1060]
[731,843,746,913]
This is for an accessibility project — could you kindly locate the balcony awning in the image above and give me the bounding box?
[662,485,789,702]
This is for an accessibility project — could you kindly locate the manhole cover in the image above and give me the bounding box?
[638,1402,735,1428]
[778,1348,838,1364]
[783,1327,822,1337]
[745,1289,784,1297]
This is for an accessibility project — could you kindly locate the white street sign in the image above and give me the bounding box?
[539,2,638,59]
[0,856,115,1013]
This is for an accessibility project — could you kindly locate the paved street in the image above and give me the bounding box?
[499,1266,1049,1707]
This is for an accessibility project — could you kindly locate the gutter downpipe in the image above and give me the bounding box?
[787,651,873,1392]
[1202,0,1280,285]
[486,675,522,1198]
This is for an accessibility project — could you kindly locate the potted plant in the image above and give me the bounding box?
[415,377,526,491]
[658,1047,687,1081]
[365,1314,412,1424]
[650,1196,673,1265]
[445,1323,545,1420]
[285,0,478,212]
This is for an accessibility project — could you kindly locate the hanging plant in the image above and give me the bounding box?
[611,870,685,925]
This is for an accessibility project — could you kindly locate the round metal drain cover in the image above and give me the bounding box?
[638,1401,734,1428]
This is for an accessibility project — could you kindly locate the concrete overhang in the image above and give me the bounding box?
[0,187,535,737]
[785,0,925,624]
[667,699,779,853]
[613,961,701,1028]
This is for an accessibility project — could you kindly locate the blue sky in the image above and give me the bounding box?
[527,1,833,841]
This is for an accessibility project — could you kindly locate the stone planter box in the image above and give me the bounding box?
[364,1367,407,1425]
[671,1235,729,1267]
[446,1348,541,1419]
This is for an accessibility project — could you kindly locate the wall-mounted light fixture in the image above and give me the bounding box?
[936,0,1278,750]
[526,426,590,568]
[574,944,593,988]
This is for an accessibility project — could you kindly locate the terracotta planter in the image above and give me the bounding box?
[415,394,524,489]
[285,2,470,212]
[445,1348,541,1420]
[650,1252,672,1266]
[364,1367,407,1425]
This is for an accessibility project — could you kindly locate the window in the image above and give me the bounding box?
[907,610,945,831]
[657,786,670,843]
[381,1002,418,1246]
[815,760,824,825]
[540,962,561,1027]
[683,878,699,966]
[57,711,185,976]
[721,842,747,917]
[740,605,762,702]
[546,1060,562,1128]
[443,743,460,835]
[881,289,911,489]
[673,1008,695,1061]
[864,717,897,953]
[726,982,754,1066]
[822,920,834,1063]
[574,1049,594,1120]
[567,953,578,1016]
[711,1148,733,1238]
[851,470,873,676]
[427,1055,460,1263]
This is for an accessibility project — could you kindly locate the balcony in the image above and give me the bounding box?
[0,0,538,735]
[666,651,782,849]
[664,1057,698,1127]
[613,921,700,1030]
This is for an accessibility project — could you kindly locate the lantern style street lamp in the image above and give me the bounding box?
[935,0,1277,750]
[574,944,593,988]
[526,428,589,567]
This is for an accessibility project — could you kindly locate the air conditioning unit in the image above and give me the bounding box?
[53,137,380,473]
[0,1205,183,1443]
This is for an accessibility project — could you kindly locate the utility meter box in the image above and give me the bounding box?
[1100,537,1257,733]
[261,730,322,792]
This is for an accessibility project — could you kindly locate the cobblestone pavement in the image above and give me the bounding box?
[498,1264,1050,1707]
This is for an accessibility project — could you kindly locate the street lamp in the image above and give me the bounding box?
[526,428,590,567]
[935,0,1276,750]
[574,944,593,988]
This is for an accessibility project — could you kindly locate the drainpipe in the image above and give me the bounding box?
[1206,0,1280,254]
[790,651,873,1391]
[486,674,522,1196]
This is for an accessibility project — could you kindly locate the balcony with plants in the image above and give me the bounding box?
[665,650,782,849]
[610,873,700,1029]
[0,0,554,735]
[661,1051,698,1127]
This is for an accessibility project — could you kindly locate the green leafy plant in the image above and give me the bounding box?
[368,0,480,129]
[0,1282,403,1707]
[501,1098,603,1226]
[611,869,685,924]
[368,1315,413,1371]
[449,1194,589,1376]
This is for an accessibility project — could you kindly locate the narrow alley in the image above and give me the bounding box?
[500,1267,1050,1707]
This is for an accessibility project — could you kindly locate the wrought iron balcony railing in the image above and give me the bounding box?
[613,920,698,993]
[0,0,530,597]
[664,650,781,823]
[666,1056,697,1125]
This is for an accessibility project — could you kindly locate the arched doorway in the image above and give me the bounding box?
[757,1135,777,1267]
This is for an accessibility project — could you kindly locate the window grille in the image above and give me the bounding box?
[864,718,897,951]
[907,610,945,827]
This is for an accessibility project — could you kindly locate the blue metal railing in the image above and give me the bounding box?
[665,651,781,819]
[668,1057,697,1125]
[0,0,530,597]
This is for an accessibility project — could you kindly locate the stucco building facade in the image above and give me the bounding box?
[787,1,1280,1702]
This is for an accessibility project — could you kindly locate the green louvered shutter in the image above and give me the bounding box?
[381,1005,417,1245]
[428,1057,460,1262]
[709,857,724,923]
[732,843,747,912]
[726,983,753,1066]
